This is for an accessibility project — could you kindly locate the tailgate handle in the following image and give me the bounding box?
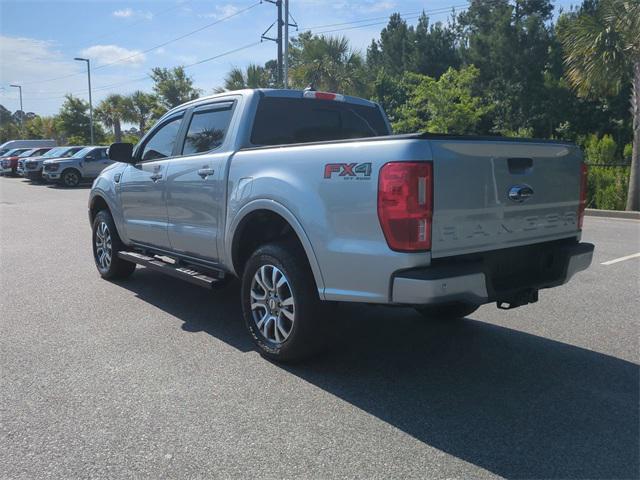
[508,157,533,175]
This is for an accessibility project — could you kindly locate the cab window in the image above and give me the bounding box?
[140,115,183,161]
[182,103,233,155]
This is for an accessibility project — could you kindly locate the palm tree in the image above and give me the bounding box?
[560,0,640,210]
[289,33,368,96]
[123,91,157,136]
[216,64,271,92]
[95,94,128,143]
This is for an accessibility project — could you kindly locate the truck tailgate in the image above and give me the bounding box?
[429,139,583,258]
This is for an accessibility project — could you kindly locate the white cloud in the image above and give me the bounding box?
[113,8,153,20]
[0,36,146,116]
[79,45,146,66]
[199,4,240,19]
[359,1,397,13]
[113,8,133,18]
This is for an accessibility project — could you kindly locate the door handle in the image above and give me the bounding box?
[197,168,214,179]
[150,173,163,182]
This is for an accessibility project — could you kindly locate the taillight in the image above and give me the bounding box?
[578,163,588,229]
[377,161,433,251]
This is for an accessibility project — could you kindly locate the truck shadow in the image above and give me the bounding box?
[117,269,639,480]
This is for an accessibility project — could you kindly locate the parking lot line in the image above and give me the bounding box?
[601,252,640,265]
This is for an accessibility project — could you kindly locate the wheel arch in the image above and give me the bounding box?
[89,194,110,224]
[227,201,326,299]
[89,192,128,245]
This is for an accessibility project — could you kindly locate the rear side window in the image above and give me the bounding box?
[182,103,233,155]
[250,97,389,146]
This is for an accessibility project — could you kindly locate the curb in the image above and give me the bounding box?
[585,209,640,220]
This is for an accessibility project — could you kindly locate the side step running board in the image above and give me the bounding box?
[118,251,222,289]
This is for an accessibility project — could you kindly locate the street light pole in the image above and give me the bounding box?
[9,84,23,135]
[74,57,94,144]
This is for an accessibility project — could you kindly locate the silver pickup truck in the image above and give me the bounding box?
[89,88,594,361]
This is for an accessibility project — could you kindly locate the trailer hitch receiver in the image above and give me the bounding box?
[496,289,539,310]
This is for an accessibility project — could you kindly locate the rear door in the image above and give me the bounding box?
[430,139,583,258]
[119,113,185,249]
[165,100,236,261]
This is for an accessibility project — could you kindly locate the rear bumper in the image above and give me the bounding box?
[392,240,594,305]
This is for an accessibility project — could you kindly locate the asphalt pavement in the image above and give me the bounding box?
[1,177,638,479]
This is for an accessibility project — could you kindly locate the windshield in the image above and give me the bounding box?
[42,147,67,158]
[62,147,82,157]
[0,148,10,156]
[72,147,93,158]
[18,149,37,157]
[5,148,29,157]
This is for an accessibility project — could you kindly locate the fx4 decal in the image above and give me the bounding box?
[324,162,372,180]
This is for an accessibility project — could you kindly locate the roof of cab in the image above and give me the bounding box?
[161,88,378,120]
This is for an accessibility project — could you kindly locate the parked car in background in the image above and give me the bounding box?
[90,88,594,361]
[2,147,52,176]
[43,146,111,187]
[22,146,85,181]
[0,148,31,166]
[0,139,56,155]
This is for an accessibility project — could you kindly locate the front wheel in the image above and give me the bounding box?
[241,242,325,362]
[92,210,136,280]
[415,302,479,320]
[61,168,81,187]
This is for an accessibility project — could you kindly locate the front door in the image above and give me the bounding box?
[82,148,110,178]
[165,101,235,261]
[119,113,184,249]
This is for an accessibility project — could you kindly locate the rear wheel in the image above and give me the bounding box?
[241,241,325,362]
[92,210,136,279]
[61,168,81,187]
[415,302,479,320]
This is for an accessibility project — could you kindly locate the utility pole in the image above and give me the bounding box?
[74,57,94,145]
[284,0,289,88]
[261,0,284,86]
[9,84,23,135]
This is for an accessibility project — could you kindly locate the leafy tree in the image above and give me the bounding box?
[367,13,415,77]
[150,66,200,110]
[123,91,157,135]
[393,66,491,134]
[95,94,131,143]
[0,104,20,142]
[457,0,555,134]
[371,69,409,124]
[57,95,104,144]
[24,116,60,141]
[289,32,368,96]
[560,0,639,210]
[411,13,460,79]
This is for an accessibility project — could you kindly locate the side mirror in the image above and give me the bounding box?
[108,142,135,164]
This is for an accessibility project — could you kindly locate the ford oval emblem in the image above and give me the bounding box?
[508,184,534,202]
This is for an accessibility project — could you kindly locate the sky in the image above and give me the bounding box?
[0,0,578,117]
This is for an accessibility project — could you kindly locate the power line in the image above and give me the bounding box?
[301,3,470,33]
[18,1,261,87]
[20,41,266,101]
[91,1,262,72]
